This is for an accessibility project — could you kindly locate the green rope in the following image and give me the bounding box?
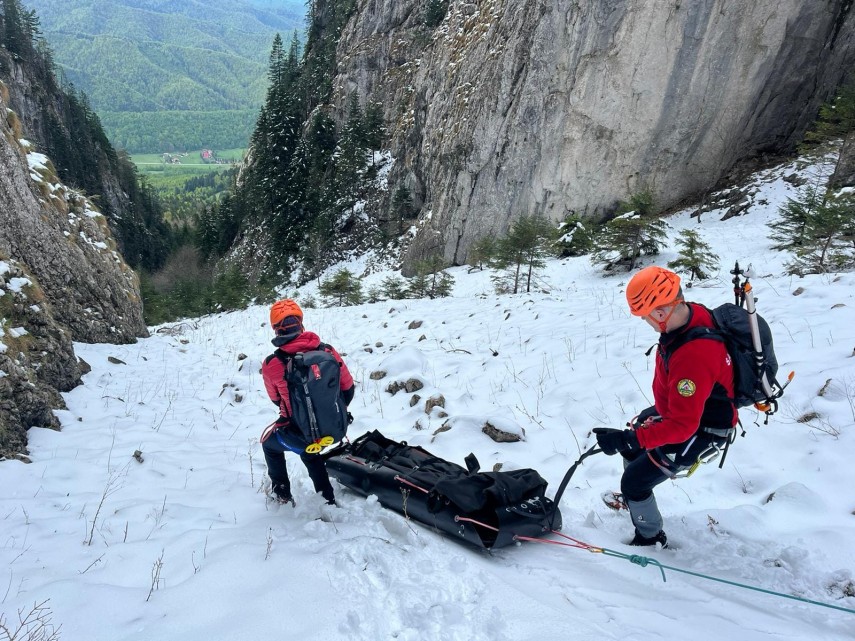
[599,547,855,615]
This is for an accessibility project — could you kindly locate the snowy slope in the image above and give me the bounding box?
[1,154,854,640]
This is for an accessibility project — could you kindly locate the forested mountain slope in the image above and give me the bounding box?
[23,0,305,151]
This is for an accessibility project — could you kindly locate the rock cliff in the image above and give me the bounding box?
[0,79,146,458]
[330,0,855,265]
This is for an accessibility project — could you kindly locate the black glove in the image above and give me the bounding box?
[630,405,661,428]
[593,428,640,456]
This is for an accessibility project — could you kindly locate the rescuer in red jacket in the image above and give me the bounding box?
[595,266,737,547]
[260,299,354,506]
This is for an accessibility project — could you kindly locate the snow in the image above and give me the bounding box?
[7,277,31,294]
[26,151,48,172]
[1,154,854,640]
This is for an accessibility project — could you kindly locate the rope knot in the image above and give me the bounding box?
[628,554,650,567]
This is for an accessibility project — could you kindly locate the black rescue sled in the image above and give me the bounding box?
[325,430,561,549]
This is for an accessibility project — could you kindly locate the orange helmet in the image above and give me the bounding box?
[626,266,682,316]
[270,299,303,328]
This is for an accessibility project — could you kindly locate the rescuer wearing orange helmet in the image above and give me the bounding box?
[260,299,354,507]
[595,266,737,547]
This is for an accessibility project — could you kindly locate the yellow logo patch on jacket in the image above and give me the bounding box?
[677,379,696,397]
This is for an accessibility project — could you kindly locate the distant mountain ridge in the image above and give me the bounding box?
[23,0,306,151]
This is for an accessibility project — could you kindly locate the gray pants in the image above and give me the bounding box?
[621,434,726,537]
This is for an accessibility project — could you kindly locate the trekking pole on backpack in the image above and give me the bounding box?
[731,262,795,417]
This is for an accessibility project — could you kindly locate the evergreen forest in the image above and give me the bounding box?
[23,0,305,152]
[196,1,387,279]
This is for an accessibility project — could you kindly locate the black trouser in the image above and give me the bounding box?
[262,428,335,502]
[620,433,727,537]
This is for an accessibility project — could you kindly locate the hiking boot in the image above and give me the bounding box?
[272,485,296,507]
[628,529,668,548]
[601,490,628,511]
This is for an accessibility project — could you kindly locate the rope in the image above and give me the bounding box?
[514,529,602,551]
[384,440,854,616]
[394,475,429,494]
[538,538,855,615]
[455,516,498,532]
[598,546,855,615]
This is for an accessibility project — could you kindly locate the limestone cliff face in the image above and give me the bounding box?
[0,80,145,458]
[330,0,855,265]
[0,85,146,344]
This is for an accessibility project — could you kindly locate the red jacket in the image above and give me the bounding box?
[635,304,737,450]
[262,332,354,421]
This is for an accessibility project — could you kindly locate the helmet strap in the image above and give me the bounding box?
[652,300,682,333]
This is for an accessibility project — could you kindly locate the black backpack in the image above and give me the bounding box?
[275,345,348,444]
[679,303,781,410]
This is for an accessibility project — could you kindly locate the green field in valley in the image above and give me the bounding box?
[131,149,243,223]
[133,148,245,171]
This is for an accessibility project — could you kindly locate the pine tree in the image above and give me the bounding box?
[364,101,385,151]
[391,183,414,233]
[2,0,27,57]
[408,255,454,299]
[770,185,826,251]
[212,267,251,311]
[319,268,363,306]
[433,271,455,298]
[785,192,855,274]
[267,33,285,87]
[365,285,383,303]
[253,33,309,256]
[490,214,557,294]
[302,214,335,284]
[593,191,669,271]
[467,236,496,272]
[331,93,368,215]
[196,204,218,259]
[381,275,408,299]
[803,83,855,145]
[667,229,720,281]
[302,110,337,217]
[406,272,430,299]
[424,0,450,28]
[556,213,596,257]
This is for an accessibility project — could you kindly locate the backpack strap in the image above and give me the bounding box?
[316,343,343,365]
[658,326,723,371]
[659,325,736,409]
[271,350,292,367]
[270,350,293,420]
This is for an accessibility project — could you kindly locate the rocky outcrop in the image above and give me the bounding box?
[0,80,146,458]
[0,85,146,343]
[0,258,86,459]
[330,0,855,266]
[831,131,855,189]
[1,54,129,223]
